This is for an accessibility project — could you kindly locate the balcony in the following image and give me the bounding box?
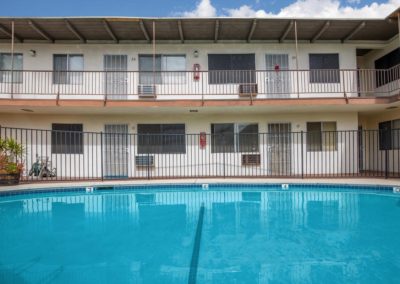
[0,66,400,101]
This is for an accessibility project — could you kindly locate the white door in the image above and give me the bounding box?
[104,124,129,178]
[268,123,292,176]
[265,54,290,97]
[104,55,128,99]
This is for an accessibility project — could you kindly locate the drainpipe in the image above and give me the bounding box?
[294,20,300,99]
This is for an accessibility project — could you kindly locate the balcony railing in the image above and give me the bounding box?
[1,66,400,100]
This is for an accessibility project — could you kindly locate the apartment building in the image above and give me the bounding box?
[0,13,399,180]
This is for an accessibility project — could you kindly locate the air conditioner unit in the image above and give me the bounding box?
[135,155,155,167]
[241,154,261,166]
[138,85,156,98]
[239,83,258,97]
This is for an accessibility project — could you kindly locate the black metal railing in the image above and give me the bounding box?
[1,66,400,99]
[0,126,399,183]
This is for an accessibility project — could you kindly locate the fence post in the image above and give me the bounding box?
[385,149,388,179]
[147,151,151,180]
[100,131,104,181]
[223,134,226,178]
[301,131,304,179]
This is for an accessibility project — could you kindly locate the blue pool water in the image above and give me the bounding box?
[0,184,399,284]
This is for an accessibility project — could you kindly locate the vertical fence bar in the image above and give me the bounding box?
[100,131,104,181]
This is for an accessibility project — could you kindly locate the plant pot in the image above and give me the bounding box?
[0,172,21,186]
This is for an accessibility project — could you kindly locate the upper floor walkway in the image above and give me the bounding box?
[1,66,400,102]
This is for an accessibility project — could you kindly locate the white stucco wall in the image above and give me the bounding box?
[0,41,361,99]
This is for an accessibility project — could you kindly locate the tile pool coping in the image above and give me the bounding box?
[0,178,399,197]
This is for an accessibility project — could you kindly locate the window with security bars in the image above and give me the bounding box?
[137,124,186,154]
[307,122,337,151]
[51,124,83,154]
[309,54,340,83]
[0,53,23,83]
[53,54,84,84]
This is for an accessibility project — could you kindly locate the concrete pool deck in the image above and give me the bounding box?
[1,178,400,192]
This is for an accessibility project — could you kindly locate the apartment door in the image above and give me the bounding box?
[104,124,129,178]
[267,123,292,176]
[265,54,290,97]
[104,55,128,99]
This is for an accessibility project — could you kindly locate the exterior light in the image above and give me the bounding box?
[29,50,36,57]
[193,50,199,58]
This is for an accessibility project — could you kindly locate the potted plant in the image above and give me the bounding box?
[0,138,24,185]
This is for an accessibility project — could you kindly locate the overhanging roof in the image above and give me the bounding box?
[0,17,398,43]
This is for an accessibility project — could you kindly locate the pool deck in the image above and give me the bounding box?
[1,178,400,192]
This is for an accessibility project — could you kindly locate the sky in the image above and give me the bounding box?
[1,0,399,18]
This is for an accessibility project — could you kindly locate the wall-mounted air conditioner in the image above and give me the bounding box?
[135,155,155,167]
[239,83,258,97]
[138,85,156,98]
[241,154,261,166]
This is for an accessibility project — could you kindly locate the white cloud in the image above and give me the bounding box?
[179,0,400,18]
[182,0,216,17]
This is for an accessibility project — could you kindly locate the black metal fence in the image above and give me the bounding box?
[0,126,399,182]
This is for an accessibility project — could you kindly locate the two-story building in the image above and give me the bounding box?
[0,12,399,181]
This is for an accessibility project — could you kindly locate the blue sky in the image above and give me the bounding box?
[0,0,398,18]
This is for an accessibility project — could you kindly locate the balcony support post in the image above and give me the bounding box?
[398,13,400,47]
[10,21,14,99]
[294,20,300,98]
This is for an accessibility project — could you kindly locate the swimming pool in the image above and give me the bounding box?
[0,183,399,283]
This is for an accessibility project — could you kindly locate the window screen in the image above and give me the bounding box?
[211,123,259,153]
[139,55,186,84]
[137,124,186,154]
[309,54,339,83]
[0,53,23,83]
[51,124,83,154]
[208,54,256,84]
[53,54,84,84]
[307,122,337,151]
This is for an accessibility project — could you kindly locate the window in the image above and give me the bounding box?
[309,54,339,83]
[307,122,337,151]
[53,54,84,84]
[379,119,400,150]
[0,53,23,83]
[139,55,186,84]
[51,124,83,154]
[375,48,400,87]
[208,54,256,84]
[137,124,185,154]
[211,123,259,153]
